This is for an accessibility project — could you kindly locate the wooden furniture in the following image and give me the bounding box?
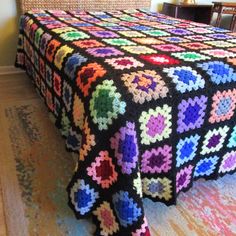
[211,2,236,32]
[162,3,212,24]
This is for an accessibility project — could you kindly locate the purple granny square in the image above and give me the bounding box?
[89,30,119,38]
[86,47,124,57]
[167,28,192,35]
[107,26,129,31]
[141,145,172,174]
[207,33,233,40]
[177,95,208,133]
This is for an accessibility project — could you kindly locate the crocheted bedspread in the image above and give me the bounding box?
[16,9,236,236]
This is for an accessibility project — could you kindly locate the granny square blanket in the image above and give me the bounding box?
[15,8,236,236]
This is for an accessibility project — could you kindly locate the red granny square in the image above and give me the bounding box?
[140,54,180,65]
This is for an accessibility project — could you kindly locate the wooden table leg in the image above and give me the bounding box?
[210,7,215,25]
[215,6,223,27]
[230,15,234,31]
[233,15,236,32]
[174,6,178,18]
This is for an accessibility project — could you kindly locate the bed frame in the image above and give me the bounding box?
[19,0,151,13]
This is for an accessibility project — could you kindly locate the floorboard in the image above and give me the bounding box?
[0,73,35,236]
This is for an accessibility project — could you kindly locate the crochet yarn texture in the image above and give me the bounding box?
[16,8,236,236]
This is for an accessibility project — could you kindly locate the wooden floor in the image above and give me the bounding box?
[0,73,37,236]
[0,185,6,236]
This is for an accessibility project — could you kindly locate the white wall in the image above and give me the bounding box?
[0,0,19,66]
[151,0,173,12]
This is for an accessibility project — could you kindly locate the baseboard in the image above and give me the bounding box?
[0,66,25,75]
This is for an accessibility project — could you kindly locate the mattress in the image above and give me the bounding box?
[15,9,236,236]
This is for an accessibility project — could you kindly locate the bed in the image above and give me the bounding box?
[16,0,236,235]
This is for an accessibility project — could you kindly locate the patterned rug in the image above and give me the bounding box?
[0,99,235,236]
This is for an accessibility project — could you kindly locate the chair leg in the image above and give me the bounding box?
[215,6,223,27]
[210,9,214,25]
[230,15,235,31]
[233,15,236,32]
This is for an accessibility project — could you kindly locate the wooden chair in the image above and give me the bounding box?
[211,2,236,31]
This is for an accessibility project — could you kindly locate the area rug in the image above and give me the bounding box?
[0,99,235,236]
